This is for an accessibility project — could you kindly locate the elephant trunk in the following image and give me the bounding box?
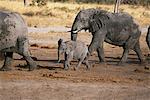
[57,50,62,63]
[70,22,79,41]
[71,32,77,41]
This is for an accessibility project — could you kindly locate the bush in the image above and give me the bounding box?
[76,0,114,4]
[139,0,150,7]
[30,0,150,7]
[30,0,48,6]
[122,0,138,4]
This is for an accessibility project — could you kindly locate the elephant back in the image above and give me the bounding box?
[110,12,134,25]
[0,11,28,51]
[89,11,138,33]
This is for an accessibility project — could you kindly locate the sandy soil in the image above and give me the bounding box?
[0,31,150,100]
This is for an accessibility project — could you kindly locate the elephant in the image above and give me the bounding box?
[146,26,150,49]
[70,8,145,65]
[0,11,36,71]
[58,39,90,70]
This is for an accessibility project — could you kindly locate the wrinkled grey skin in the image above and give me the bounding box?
[0,11,36,71]
[71,8,145,65]
[58,39,90,70]
[146,26,150,49]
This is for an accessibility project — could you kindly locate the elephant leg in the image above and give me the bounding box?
[133,42,145,64]
[64,52,72,70]
[84,57,90,70]
[0,52,13,71]
[97,45,105,62]
[64,60,69,70]
[89,31,106,63]
[17,38,36,71]
[119,37,137,65]
[119,48,129,65]
[23,53,36,71]
[74,60,82,71]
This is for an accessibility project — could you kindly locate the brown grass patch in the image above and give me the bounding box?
[0,1,149,27]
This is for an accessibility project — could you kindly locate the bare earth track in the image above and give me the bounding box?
[0,29,150,100]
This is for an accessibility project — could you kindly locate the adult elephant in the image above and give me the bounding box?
[70,8,145,65]
[0,11,36,71]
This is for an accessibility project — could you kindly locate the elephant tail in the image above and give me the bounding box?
[146,26,150,49]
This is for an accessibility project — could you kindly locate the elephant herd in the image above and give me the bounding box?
[0,8,150,71]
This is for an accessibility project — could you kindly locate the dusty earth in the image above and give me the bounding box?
[0,30,150,100]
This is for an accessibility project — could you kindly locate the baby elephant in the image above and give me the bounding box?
[58,39,90,70]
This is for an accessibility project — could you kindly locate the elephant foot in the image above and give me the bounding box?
[85,63,90,70]
[74,67,78,71]
[28,62,37,71]
[86,67,90,71]
[0,66,12,71]
[82,60,88,64]
[117,62,127,66]
[57,59,61,63]
[64,67,69,70]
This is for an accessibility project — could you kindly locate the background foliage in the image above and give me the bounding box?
[49,0,150,5]
[1,0,149,27]
[29,0,150,7]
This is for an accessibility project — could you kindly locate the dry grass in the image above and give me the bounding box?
[0,0,150,27]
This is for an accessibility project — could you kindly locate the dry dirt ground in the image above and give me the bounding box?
[0,31,150,100]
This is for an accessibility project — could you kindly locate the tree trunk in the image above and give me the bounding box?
[24,0,27,6]
[114,0,121,13]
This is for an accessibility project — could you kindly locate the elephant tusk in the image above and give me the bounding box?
[67,30,78,33]
[68,29,81,33]
[72,30,79,33]
[67,30,72,32]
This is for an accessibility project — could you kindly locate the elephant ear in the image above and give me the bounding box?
[89,13,109,33]
[89,18,102,33]
[58,38,63,46]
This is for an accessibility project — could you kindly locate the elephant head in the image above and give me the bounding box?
[70,8,106,41]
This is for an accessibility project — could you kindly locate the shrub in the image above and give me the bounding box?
[48,0,150,6]
[30,0,48,6]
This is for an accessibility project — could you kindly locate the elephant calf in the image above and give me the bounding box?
[58,39,90,70]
